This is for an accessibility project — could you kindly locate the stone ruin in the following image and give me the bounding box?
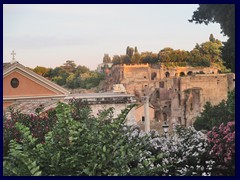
[102,63,235,133]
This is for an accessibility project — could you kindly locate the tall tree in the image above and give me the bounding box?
[209,33,216,43]
[61,60,77,73]
[126,46,134,59]
[103,54,111,63]
[131,52,141,64]
[189,4,235,72]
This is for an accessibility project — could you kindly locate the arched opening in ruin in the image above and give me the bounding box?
[163,113,167,122]
[151,72,157,80]
[165,72,170,78]
[187,71,193,76]
[180,72,185,77]
[156,90,160,98]
[178,117,182,125]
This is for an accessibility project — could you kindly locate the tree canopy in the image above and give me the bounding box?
[103,37,229,71]
[189,4,235,72]
[33,60,104,90]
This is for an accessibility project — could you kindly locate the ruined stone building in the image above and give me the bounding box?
[103,63,235,132]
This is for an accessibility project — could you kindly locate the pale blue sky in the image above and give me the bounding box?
[3,4,228,70]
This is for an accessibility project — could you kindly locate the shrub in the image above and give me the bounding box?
[207,122,235,175]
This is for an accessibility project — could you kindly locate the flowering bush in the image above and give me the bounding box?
[207,121,235,175]
[3,99,235,176]
[137,126,215,176]
[3,107,57,156]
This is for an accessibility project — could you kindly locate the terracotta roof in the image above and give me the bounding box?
[3,62,12,71]
[3,99,63,118]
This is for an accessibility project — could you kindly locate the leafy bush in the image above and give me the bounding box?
[3,102,166,176]
[194,89,235,131]
[4,99,235,176]
[3,107,57,156]
[207,122,235,175]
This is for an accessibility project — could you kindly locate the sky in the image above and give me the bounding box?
[3,4,228,70]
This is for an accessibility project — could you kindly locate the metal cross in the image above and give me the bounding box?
[11,50,16,61]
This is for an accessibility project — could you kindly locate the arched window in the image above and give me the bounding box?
[151,72,157,80]
[180,72,185,77]
[187,71,193,76]
[165,72,170,78]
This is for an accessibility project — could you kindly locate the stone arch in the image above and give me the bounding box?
[165,72,170,78]
[151,72,157,80]
[180,72,185,77]
[156,90,160,98]
[187,71,193,76]
[163,113,167,122]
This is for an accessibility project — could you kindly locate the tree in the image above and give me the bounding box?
[120,55,131,64]
[134,46,138,53]
[158,48,173,63]
[194,89,235,131]
[33,66,49,76]
[209,34,216,43]
[200,40,222,63]
[75,65,89,75]
[189,4,235,72]
[131,52,141,64]
[126,46,134,59]
[61,60,77,73]
[103,54,111,63]
[112,55,121,65]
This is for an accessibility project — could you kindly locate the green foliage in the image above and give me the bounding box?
[3,101,167,176]
[61,60,77,73]
[112,55,121,65]
[131,52,141,64]
[120,55,131,64]
[41,60,104,89]
[194,89,235,131]
[3,107,57,156]
[3,124,41,176]
[4,99,235,176]
[33,66,49,76]
[141,52,159,64]
[126,46,134,59]
[190,4,235,72]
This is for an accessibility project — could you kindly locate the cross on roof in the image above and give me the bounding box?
[11,50,16,63]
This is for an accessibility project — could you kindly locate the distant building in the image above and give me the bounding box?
[3,62,70,108]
